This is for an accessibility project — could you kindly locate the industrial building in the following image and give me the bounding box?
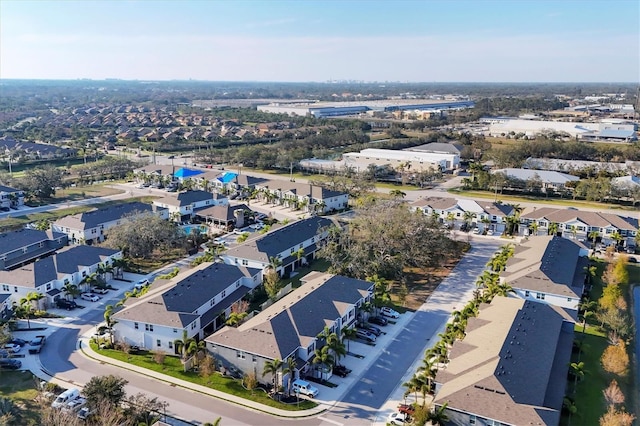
[257,100,474,118]
[488,118,637,142]
[343,148,459,172]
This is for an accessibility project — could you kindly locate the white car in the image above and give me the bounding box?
[388,412,410,425]
[472,227,480,234]
[80,293,100,302]
[2,343,21,353]
[380,307,400,319]
[133,279,150,290]
[486,229,494,236]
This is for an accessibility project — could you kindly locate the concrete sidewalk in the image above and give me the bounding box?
[78,310,416,420]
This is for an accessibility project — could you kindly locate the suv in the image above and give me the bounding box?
[80,293,100,302]
[133,279,150,290]
[291,379,319,398]
[380,307,400,319]
[361,324,382,336]
[56,299,78,310]
[0,358,22,370]
[356,329,377,342]
[332,365,352,378]
[368,316,388,326]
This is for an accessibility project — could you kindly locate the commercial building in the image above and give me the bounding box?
[342,148,459,172]
[257,100,475,118]
[488,119,637,142]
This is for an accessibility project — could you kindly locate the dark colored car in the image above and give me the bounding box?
[333,365,352,378]
[8,338,27,347]
[361,324,382,336]
[368,316,388,326]
[0,358,22,370]
[56,299,78,310]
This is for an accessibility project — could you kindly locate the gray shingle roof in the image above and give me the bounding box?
[196,204,250,222]
[0,185,21,193]
[206,273,373,360]
[0,229,66,256]
[223,217,334,264]
[0,256,58,288]
[155,190,215,207]
[501,236,584,298]
[53,202,156,230]
[434,297,573,426]
[112,262,259,328]
[54,245,119,274]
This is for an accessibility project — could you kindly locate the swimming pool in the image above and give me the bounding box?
[182,224,209,235]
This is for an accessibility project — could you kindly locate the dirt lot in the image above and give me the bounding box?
[391,243,469,310]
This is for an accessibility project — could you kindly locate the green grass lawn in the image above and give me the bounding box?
[0,370,42,425]
[449,189,637,212]
[88,343,316,411]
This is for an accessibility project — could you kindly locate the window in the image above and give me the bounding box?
[173,329,177,333]
[191,322,196,330]
[134,322,139,330]
[299,244,303,249]
[567,297,573,302]
[469,416,476,425]
[168,342,173,349]
[210,299,215,306]
[237,351,246,359]
[2,285,9,292]
[236,281,240,288]
[145,324,154,332]
[290,248,294,254]
[536,293,545,300]
[13,287,17,293]
[221,290,226,298]
[46,283,52,291]
[242,259,248,266]
[525,290,530,297]
[157,340,161,347]
[252,355,257,363]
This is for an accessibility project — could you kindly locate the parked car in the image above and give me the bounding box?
[2,343,21,353]
[486,229,494,236]
[56,299,78,310]
[133,279,150,290]
[361,324,382,336]
[398,403,416,416]
[356,329,377,342]
[368,316,388,326]
[0,358,22,370]
[52,388,81,409]
[92,287,109,295]
[388,412,410,425]
[80,293,100,302]
[62,397,86,414]
[8,338,27,347]
[77,406,94,420]
[628,256,638,263]
[332,365,352,377]
[472,227,480,234]
[291,379,319,398]
[0,349,9,358]
[380,307,400,319]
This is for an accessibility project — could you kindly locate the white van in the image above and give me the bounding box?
[51,388,81,409]
[291,379,319,398]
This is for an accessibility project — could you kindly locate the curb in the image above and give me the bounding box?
[78,337,328,419]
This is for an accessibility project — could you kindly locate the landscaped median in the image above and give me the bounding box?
[83,341,318,415]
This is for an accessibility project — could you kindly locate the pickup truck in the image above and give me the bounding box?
[28,335,46,354]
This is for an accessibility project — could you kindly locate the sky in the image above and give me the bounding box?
[1,0,639,83]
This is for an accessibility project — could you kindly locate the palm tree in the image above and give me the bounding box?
[12,300,33,329]
[446,212,455,229]
[262,358,283,395]
[327,333,347,367]
[82,272,99,293]
[403,374,425,405]
[529,221,539,236]
[112,258,127,279]
[563,397,577,426]
[569,361,587,394]
[104,305,117,346]
[341,326,357,353]
[610,231,623,249]
[427,403,450,426]
[174,330,197,363]
[548,222,559,236]
[463,211,477,230]
[312,346,335,381]
[588,230,600,248]
[25,291,45,311]
[281,357,297,396]
[62,282,80,301]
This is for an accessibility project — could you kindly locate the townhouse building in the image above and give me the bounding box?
[500,235,588,314]
[520,207,638,245]
[205,272,374,385]
[411,197,514,233]
[152,191,226,222]
[52,202,168,244]
[433,297,574,426]
[111,262,261,353]
[0,245,121,306]
[221,216,335,277]
[253,180,349,214]
[0,229,68,271]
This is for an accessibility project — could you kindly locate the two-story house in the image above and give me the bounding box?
[0,229,68,271]
[0,185,24,210]
[253,180,349,214]
[221,216,336,277]
[111,262,261,353]
[52,202,168,244]
[0,245,121,306]
[153,190,226,222]
[205,272,374,386]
